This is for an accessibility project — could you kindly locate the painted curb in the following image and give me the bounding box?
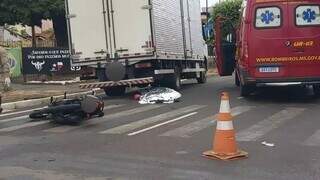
[207,72,218,77]
[1,89,103,112]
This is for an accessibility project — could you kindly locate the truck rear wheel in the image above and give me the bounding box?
[197,71,207,84]
[104,86,126,97]
[163,70,181,90]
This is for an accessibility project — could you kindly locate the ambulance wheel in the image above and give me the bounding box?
[235,72,240,87]
[313,85,320,96]
[240,83,255,97]
[104,86,126,97]
[197,71,207,84]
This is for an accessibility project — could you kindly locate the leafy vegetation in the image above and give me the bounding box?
[0,0,67,47]
[211,0,243,38]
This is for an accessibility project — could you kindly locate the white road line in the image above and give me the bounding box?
[99,105,206,135]
[0,104,122,119]
[0,121,50,133]
[128,112,198,136]
[303,130,320,147]
[160,106,253,138]
[44,105,162,133]
[0,108,44,118]
[104,104,124,110]
[0,104,123,126]
[237,107,305,141]
[0,115,29,123]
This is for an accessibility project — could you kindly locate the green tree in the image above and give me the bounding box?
[0,0,67,47]
[20,29,29,38]
[211,0,242,39]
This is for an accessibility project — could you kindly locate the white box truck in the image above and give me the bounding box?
[65,0,208,96]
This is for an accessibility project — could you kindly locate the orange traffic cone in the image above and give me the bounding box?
[203,92,248,160]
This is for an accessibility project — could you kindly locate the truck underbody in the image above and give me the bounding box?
[79,57,207,96]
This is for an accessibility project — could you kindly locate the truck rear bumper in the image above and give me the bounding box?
[79,77,154,89]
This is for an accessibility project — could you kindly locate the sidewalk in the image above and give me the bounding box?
[1,83,89,103]
[207,68,218,76]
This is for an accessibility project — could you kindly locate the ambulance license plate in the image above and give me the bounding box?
[259,67,279,73]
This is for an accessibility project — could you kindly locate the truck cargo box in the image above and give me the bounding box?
[66,0,207,66]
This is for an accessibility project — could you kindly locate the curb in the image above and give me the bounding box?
[1,88,104,112]
[207,72,218,77]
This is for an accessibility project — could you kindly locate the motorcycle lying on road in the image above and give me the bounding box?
[29,95,104,124]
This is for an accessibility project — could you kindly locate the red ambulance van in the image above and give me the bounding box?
[215,0,320,96]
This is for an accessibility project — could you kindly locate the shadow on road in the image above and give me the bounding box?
[246,86,319,104]
[99,80,199,101]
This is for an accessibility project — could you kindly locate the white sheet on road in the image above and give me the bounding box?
[139,87,181,104]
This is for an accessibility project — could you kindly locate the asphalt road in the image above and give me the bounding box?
[0,76,320,180]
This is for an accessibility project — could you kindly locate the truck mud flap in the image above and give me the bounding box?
[79,77,154,89]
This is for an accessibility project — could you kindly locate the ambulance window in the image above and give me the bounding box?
[296,5,320,26]
[255,7,281,28]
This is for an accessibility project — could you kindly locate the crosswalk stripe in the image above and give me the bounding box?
[237,107,305,141]
[0,108,44,118]
[0,104,122,124]
[303,130,320,147]
[104,104,124,110]
[0,121,50,133]
[99,105,207,135]
[43,105,162,133]
[160,106,253,138]
[0,115,29,123]
[128,112,198,136]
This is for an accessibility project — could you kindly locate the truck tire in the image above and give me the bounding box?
[197,71,207,84]
[104,86,126,97]
[235,72,240,87]
[313,85,320,96]
[240,83,255,97]
[166,70,181,90]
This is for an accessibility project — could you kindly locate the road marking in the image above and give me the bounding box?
[128,112,198,136]
[99,105,206,135]
[160,106,253,138]
[0,115,29,123]
[303,130,320,147]
[43,105,162,133]
[0,108,44,118]
[0,105,122,125]
[103,104,124,110]
[237,107,305,141]
[0,121,50,133]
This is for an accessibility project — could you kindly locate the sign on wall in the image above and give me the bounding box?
[22,47,80,74]
[6,48,22,78]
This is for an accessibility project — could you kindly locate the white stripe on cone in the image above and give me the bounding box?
[216,121,234,131]
[219,100,231,113]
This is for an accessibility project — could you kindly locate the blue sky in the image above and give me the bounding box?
[200,0,219,7]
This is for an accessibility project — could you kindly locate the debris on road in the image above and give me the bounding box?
[138,87,181,104]
[261,141,275,147]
